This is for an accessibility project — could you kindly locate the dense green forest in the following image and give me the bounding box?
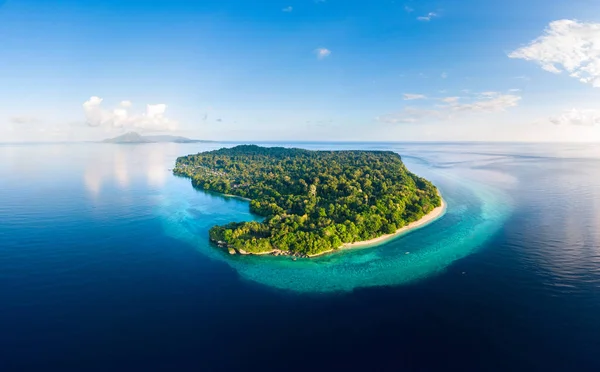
[174,145,441,256]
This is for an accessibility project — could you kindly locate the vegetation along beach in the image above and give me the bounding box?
[174,145,442,258]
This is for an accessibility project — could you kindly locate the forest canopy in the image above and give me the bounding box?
[174,145,441,256]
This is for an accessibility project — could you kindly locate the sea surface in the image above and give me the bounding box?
[1,142,600,371]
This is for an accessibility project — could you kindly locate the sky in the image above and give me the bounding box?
[2,0,600,142]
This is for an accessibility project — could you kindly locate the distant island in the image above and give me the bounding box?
[174,145,443,257]
[103,132,213,144]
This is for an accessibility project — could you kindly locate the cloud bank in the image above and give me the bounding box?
[377,94,521,124]
[83,97,177,131]
[547,108,600,126]
[510,20,600,87]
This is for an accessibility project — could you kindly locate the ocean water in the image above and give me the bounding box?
[1,142,600,371]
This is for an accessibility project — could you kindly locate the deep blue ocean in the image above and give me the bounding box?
[1,142,600,371]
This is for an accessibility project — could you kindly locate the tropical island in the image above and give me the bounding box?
[174,145,443,257]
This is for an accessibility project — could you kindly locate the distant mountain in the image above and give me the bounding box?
[102,132,212,144]
[103,132,152,143]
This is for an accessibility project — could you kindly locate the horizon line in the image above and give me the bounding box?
[2,140,600,145]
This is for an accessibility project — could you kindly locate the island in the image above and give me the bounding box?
[103,132,213,144]
[174,145,443,257]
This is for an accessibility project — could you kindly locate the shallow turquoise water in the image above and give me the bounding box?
[157,149,513,292]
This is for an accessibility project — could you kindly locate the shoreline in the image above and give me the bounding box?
[307,196,447,257]
[223,193,251,202]
[220,194,447,259]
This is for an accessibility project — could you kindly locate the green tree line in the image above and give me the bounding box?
[174,145,440,256]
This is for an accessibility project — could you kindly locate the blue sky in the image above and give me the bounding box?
[2,0,600,141]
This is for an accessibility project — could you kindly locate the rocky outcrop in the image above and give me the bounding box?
[210,238,309,258]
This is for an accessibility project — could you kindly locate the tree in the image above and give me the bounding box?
[174,145,441,255]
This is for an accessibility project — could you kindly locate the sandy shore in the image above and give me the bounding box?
[223,194,447,259]
[307,196,447,258]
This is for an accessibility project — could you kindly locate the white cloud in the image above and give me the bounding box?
[547,108,600,126]
[417,12,438,21]
[404,5,414,12]
[441,72,448,79]
[113,108,128,121]
[146,103,167,118]
[441,96,460,103]
[282,6,293,12]
[83,96,107,126]
[451,94,520,113]
[508,88,521,92]
[403,93,427,100]
[83,96,177,131]
[315,48,331,59]
[509,20,600,87]
[377,94,521,124]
